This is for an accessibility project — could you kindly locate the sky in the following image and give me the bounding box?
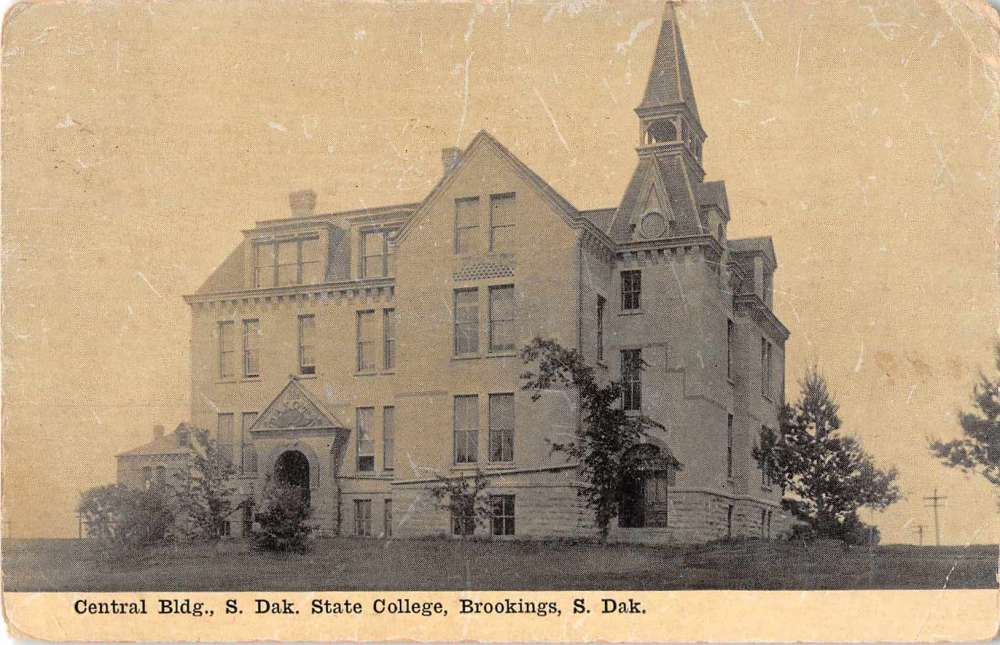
[2,0,998,544]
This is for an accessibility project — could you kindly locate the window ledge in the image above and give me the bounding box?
[619,309,644,316]
[215,379,238,385]
[452,354,481,362]
[450,464,481,471]
[486,351,517,358]
[241,376,261,383]
[380,369,396,376]
[354,370,379,377]
[297,373,317,380]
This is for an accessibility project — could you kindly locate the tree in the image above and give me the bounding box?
[929,343,1000,490]
[170,427,238,542]
[520,337,670,541]
[429,469,492,538]
[78,484,174,553]
[756,368,901,539]
[251,478,313,553]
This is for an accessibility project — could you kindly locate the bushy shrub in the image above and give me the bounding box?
[78,484,174,553]
[250,480,313,553]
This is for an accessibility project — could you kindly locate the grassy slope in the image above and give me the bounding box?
[3,538,997,592]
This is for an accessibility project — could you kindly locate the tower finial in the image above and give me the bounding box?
[637,0,699,123]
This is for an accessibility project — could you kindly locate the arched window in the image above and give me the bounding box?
[645,119,678,145]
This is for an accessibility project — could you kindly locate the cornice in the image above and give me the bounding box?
[734,293,790,342]
[183,277,395,306]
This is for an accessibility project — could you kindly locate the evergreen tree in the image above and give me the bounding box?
[757,368,900,538]
[930,343,1000,490]
[251,478,313,553]
[520,337,673,541]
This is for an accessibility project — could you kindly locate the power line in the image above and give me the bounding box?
[923,488,947,546]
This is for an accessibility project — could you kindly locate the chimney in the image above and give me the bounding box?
[153,424,165,440]
[289,189,317,217]
[441,147,461,177]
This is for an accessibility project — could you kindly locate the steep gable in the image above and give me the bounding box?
[252,378,348,432]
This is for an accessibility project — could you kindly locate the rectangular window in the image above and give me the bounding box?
[489,193,516,252]
[218,321,235,379]
[727,319,735,380]
[241,412,258,474]
[242,319,260,377]
[727,505,734,539]
[621,270,641,311]
[361,230,386,278]
[217,413,234,465]
[382,406,395,471]
[596,295,606,362]
[488,285,515,353]
[488,393,514,463]
[454,289,479,355]
[384,499,393,538]
[276,239,300,286]
[761,509,767,538]
[354,499,372,537]
[300,237,323,284]
[454,197,479,254]
[726,414,734,479]
[298,314,315,375]
[760,426,770,487]
[356,408,375,472]
[383,309,397,370]
[254,241,276,288]
[453,395,479,464]
[451,495,475,536]
[490,494,515,536]
[254,237,321,287]
[621,349,643,412]
[761,338,772,398]
[356,310,376,372]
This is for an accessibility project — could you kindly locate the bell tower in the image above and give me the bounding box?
[635,2,705,171]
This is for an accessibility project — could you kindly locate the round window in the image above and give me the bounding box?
[640,212,667,238]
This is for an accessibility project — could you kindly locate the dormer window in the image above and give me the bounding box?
[644,119,678,145]
[360,228,398,279]
[254,235,322,288]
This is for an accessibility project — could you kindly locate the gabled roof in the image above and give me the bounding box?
[396,130,579,244]
[730,236,778,268]
[638,3,700,124]
[116,423,195,458]
[251,377,349,432]
[608,153,704,242]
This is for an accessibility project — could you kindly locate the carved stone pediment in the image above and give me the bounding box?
[253,379,344,431]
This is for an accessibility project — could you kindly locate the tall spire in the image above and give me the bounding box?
[638,2,700,125]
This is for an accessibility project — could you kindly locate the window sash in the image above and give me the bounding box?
[726,414,734,479]
[357,408,375,471]
[361,231,386,278]
[489,194,515,252]
[383,309,396,370]
[490,494,515,536]
[488,394,514,463]
[383,406,395,471]
[217,413,234,465]
[621,349,642,411]
[596,296,605,362]
[356,311,376,371]
[218,321,235,379]
[243,320,260,377]
[488,285,515,353]
[454,289,479,355]
[298,315,315,373]
[354,500,372,536]
[621,270,641,310]
[384,499,393,538]
[451,496,476,536]
[455,198,479,254]
[454,396,479,463]
[241,412,258,474]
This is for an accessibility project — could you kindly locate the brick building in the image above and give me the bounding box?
[127,4,790,542]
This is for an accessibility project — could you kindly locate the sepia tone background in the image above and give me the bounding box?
[2,0,998,545]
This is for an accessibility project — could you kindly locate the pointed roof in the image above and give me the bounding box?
[251,378,349,432]
[116,423,196,458]
[608,154,704,242]
[638,3,700,123]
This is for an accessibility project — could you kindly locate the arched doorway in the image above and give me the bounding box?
[618,443,679,528]
[274,450,311,507]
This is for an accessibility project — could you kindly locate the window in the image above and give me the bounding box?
[384,499,393,538]
[621,270,641,311]
[491,494,515,536]
[242,319,260,377]
[383,309,397,370]
[454,197,479,254]
[298,314,315,375]
[767,510,772,538]
[761,338,772,398]
[254,237,322,287]
[218,321,235,379]
[760,427,772,487]
[360,229,398,278]
[356,408,374,472]
[488,285,514,353]
[217,413,234,465]
[489,193,516,252]
[727,319,735,380]
[488,393,514,463]
[142,466,152,490]
[451,495,475,536]
[240,412,258,474]
[354,499,372,536]
[726,505,734,539]
[761,509,767,538]
[382,406,395,471]
[453,395,479,464]
[596,295,606,362]
[726,414,734,479]
[454,289,479,355]
[356,310,376,371]
[621,349,643,412]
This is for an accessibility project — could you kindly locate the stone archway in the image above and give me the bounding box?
[618,443,680,528]
[274,450,311,506]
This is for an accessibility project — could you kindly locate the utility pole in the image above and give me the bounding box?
[913,523,924,546]
[923,488,947,546]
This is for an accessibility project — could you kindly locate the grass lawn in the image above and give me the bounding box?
[3,537,996,591]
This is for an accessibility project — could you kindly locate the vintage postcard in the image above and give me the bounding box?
[1,0,998,641]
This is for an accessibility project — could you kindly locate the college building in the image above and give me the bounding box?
[120,4,790,543]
